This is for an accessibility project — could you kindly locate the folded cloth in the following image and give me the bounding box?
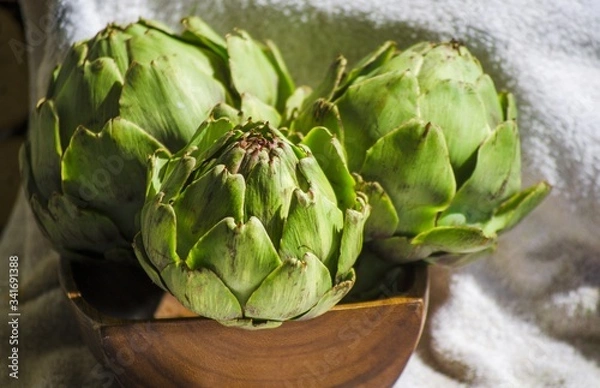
[3,0,599,386]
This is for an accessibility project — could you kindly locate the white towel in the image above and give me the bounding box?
[3,0,599,386]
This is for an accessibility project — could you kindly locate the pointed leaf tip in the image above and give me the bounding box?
[485,181,551,234]
[244,253,332,321]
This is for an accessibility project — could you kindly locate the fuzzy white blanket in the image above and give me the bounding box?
[2,0,599,386]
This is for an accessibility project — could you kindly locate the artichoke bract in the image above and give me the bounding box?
[293,41,550,265]
[20,17,296,263]
[133,119,370,328]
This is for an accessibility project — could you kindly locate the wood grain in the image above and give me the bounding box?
[59,258,429,387]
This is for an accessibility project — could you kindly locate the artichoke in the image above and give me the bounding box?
[133,119,370,328]
[20,17,296,263]
[293,41,550,264]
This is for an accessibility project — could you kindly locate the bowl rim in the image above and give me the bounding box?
[58,256,429,327]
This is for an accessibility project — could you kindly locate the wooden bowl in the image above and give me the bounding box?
[59,257,429,387]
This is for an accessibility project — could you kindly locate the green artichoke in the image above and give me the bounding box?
[20,17,296,263]
[293,41,550,264]
[133,119,370,328]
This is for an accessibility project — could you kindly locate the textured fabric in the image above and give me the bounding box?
[2,0,599,386]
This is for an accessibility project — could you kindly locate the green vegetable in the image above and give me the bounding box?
[20,17,296,263]
[293,41,550,264]
[133,119,370,328]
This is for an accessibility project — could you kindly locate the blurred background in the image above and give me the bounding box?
[0,0,28,234]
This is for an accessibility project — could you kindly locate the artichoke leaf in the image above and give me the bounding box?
[336,194,370,276]
[439,120,521,225]
[499,91,518,121]
[416,43,482,90]
[31,193,131,262]
[61,118,164,239]
[244,151,297,246]
[301,126,356,208]
[336,70,419,172]
[213,141,248,175]
[54,56,123,147]
[424,244,497,267]
[412,225,495,254]
[292,99,345,142]
[355,177,399,241]
[240,93,282,126]
[126,28,216,76]
[186,217,282,305]
[140,195,180,272]
[136,18,177,35]
[297,269,356,321]
[484,181,552,235]
[145,149,172,200]
[186,117,236,155]
[337,41,396,96]
[475,74,504,129]
[132,21,230,89]
[119,21,149,37]
[279,188,344,273]
[181,16,228,62]
[209,103,244,125]
[371,42,426,78]
[49,42,88,99]
[419,79,491,177]
[159,154,196,202]
[161,263,243,321]
[173,165,246,258]
[370,225,494,263]
[307,55,346,104]
[368,236,434,264]
[361,120,455,236]
[119,56,226,150]
[283,85,312,125]
[244,252,332,321]
[263,40,295,112]
[227,29,279,107]
[18,145,36,201]
[86,26,132,76]
[133,232,169,291]
[29,100,62,202]
[46,65,61,98]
